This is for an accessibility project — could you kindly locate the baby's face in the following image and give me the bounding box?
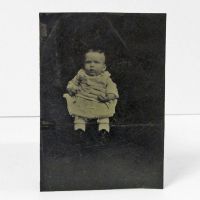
[84,52,106,76]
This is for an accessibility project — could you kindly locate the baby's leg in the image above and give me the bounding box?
[97,118,110,132]
[74,116,86,131]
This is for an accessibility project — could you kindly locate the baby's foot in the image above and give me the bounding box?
[98,129,111,145]
[75,129,90,145]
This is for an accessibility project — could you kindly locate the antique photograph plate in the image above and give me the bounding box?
[40,13,166,191]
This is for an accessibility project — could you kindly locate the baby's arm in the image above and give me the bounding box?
[98,93,117,102]
[98,78,119,102]
[67,71,81,96]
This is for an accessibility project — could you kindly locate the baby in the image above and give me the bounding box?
[63,49,119,143]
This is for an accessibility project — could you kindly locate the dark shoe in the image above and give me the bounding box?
[99,130,111,145]
[75,129,90,145]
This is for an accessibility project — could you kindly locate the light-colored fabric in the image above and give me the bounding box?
[64,69,119,119]
[74,116,86,131]
[65,94,117,119]
[73,116,110,132]
[67,69,119,101]
[97,118,110,132]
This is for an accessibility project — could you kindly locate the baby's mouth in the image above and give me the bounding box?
[89,69,96,75]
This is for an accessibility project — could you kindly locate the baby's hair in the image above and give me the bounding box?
[85,49,106,63]
[86,49,105,54]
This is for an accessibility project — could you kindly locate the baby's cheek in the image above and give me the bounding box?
[84,64,89,69]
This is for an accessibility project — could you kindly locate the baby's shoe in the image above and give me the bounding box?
[74,129,90,146]
[98,129,111,145]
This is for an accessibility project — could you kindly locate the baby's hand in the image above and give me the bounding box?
[67,87,78,96]
[107,94,117,101]
[98,94,117,102]
[98,94,109,102]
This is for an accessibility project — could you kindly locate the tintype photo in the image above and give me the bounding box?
[40,13,166,191]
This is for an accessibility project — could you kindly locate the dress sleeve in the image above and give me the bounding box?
[67,69,83,90]
[106,77,119,98]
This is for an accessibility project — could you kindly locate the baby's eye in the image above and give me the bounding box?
[85,61,91,64]
[94,61,100,64]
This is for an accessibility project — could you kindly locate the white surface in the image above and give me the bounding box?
[0,0,200,116]
[0,115,200,199]
[0,117,39,144]
[0,0,200,199]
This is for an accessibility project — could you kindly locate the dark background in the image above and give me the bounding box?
[40,13,166,191]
